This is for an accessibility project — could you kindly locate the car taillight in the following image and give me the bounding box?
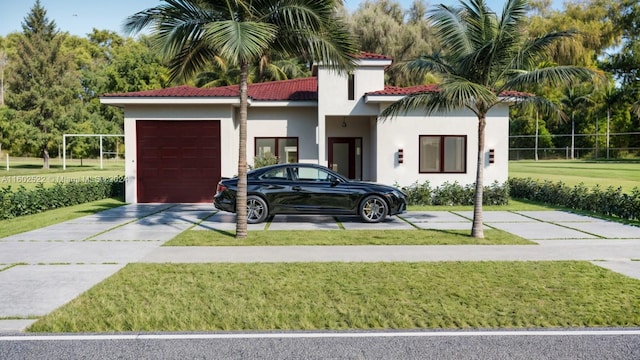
[216,183,227,194]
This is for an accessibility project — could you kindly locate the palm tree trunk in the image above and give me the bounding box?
[235,61,249,238]
[471,115,486,238]
[534,111,539,161]
[42,147,50,170]
[570,113,575,159]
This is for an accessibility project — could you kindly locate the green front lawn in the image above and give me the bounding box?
[28,261,640,332]
[0,198,125,238]
[166,229,533,246]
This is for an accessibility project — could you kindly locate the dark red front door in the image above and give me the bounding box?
[136,120,221,203]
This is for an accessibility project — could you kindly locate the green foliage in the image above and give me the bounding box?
[251,153,279,169]
[347,0,438,86]
[0,177,124,220]
[5,3,82,160]
[398,181,509,206]
[509,177,640,221]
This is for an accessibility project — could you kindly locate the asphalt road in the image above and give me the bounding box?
[2,330,640,359]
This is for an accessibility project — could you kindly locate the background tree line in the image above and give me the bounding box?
[0,0,638,164]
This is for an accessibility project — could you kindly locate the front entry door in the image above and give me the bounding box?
[328,137,362,180]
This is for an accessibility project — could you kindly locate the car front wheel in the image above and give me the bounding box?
[360,195,388,223]
[246,195,269,224]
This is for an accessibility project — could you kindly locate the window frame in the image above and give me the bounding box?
[418,135,467,174]
[254,137,299,163]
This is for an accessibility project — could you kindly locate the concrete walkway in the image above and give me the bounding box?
[1,204,640,333]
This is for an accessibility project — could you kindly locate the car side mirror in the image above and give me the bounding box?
[330,177,340,186]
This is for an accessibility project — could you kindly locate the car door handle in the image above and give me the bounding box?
[292,186,302,191]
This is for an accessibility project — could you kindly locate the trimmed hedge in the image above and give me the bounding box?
[0,177,125,220]
[398,181,509,206]
[508,177,640,222]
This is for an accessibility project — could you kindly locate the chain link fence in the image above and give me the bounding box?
[509,132,640,160]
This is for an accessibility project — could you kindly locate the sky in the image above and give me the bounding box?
[1,0,560,38]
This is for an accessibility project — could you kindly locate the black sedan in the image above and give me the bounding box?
[213,163,407,224]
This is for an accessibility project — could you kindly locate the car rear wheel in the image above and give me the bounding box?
[247,195,269,224]
[360,195,388,223]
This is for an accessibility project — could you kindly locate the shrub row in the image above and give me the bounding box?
[508,177,640,221]
[0,177,125,220]
[398,181,509,206]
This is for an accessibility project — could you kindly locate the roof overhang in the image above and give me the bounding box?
[365,94,528,105]
[100,97,317,108]
[364,94,405,103]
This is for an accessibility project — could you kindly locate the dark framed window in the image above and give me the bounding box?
[419,135,466,173]
[347,73,355,100]
[255,137,298,163]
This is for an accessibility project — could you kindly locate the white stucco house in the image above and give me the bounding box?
[100,52,511,203]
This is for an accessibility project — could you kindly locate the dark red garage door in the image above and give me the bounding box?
[137,120,221,203]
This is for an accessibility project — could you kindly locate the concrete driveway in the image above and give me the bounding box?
[1,204,640,332]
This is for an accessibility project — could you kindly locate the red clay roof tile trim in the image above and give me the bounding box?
[103,75,532,100]
[367,84,440,95]
[103,77,319,101]
[367,85,533,97]
[358,52,393,60]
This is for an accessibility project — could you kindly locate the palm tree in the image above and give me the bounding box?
[124,0,357,238]
[600,83,621,159]
[196,52,310,87]
[381,0,594,238]
[559,85,594,159]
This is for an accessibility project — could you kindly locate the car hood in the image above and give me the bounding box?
[346,181,405,195]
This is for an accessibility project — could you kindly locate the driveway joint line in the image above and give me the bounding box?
[82,203,179,241]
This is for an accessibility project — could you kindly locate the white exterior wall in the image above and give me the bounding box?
[374,104,510,188]
[114,55,512,203]
[246,107,318,164]
[316,59,391,165]
[122,105,235,203]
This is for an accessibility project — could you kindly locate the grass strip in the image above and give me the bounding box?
[408,199,559,211]
[165,229,533,246]
[28,261,640,332]
[0,198,125,238]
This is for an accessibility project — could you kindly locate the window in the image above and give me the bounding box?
[294,167,335,182]
[255,137,298,163]
[260,168,289,180]
[419,135,466,173]
[347,73,355,100]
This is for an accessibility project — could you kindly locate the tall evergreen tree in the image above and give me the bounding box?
[5,0,82,168]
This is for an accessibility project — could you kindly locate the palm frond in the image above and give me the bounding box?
[400,54,453,78]
[380,91,451,119]
[512,95,567,123]
[514,30,580,70]
[124,0,356,83]
[632,101,640,119]
[203,20,277,65]
[429,4,473,59]
[502,66,595,91]
[381,78,498,120]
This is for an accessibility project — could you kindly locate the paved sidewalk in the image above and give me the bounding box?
[1,204,640,333]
